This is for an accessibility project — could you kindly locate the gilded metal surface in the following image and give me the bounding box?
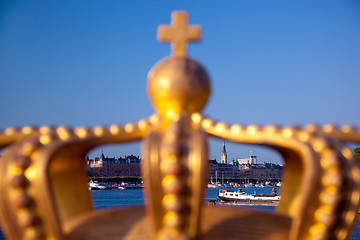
[158,11,201,57]
[142,114,208,240]
[147,57,210,116]
[0,10,359,240]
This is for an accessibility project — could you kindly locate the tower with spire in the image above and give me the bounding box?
[221,140,227,164]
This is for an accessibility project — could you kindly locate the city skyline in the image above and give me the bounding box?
[1,1,359,164]
[87,146,275,165]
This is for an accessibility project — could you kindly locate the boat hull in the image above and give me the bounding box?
[219,196,279,205]
[219,189,280,205]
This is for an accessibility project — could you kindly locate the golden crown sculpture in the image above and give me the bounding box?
[0,11,360,240]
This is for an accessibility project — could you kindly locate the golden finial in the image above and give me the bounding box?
[158,11,201,57]
[148,11,209,116]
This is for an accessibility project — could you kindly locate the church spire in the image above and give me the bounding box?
[100,150,105,160]
[221,140,227,164]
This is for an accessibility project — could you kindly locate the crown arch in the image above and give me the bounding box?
[0,10,359,240]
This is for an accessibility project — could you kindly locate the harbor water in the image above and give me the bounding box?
[0,187,359,239]
[92,187,360,239]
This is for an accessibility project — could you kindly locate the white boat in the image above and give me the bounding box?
[254,183,264,188]
[208,175,218,188]
[120,182,143,189]
[219,188,280,205]
[243,182,253,188]
[207,183,217,188]
[88,180,106,190]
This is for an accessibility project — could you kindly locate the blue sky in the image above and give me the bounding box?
[1,1,359,163]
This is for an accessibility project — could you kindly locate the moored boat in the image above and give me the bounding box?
[120,183,144,189]
[88,180,106,190]
[219,188,280,205]
[207,183,217,188]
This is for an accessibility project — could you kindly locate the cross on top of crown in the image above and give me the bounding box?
[158,11,202,57]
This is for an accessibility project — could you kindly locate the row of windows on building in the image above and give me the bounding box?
[86,153,283,179]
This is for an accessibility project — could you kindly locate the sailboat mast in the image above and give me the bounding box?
[216,171,218,185]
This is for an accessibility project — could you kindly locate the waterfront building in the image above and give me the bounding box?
[86,153,142,177]
[237,152,257,165]
[208,159,282,180]
[85,148,282,180]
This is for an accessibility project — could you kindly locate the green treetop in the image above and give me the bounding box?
[354,147,360,161]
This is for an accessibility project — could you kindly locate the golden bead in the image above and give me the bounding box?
[230,124,243,134]
[163,142,188,157]
[11,174,28,188]
[191,113,202,124]
[282,126,300,138]
[13,193,32,209]
[138,119,149,131]
[201,118,213,129]
[309,223,328,239]
[344,210,356,225]
[17,209,39,228]
[149,114,160,125]
[321,172,343,188]
[319,191,343,206]
[351,167,360,185]
[351,190,360,206]
[4,127,20,136]
[23,226,43,240]
[247,124,260,136]
[109,124,124,135]
[74,127,91,139]
[320,151,341,169]
[93,125,109,137]
[325,185,339,195]
[21,140,40,156]
[163,211,183,229]
[341,147,354,159]
[323,124,339,133]
[24,166,37,182]
[162,161,183,175]
[39,134,56,145]
[341,124,357,133]
[298,131,311,142]
[214,122,227,133]
[336,229,348,240]
[312,137,330,153]
[56,126,73,140]
[314,205,336,228]
[39,125,55,135]
[14,155,31,169]
[162,194,183,212]
[305,123,321,133]
[125,123,137,133]
[22,126,37,135]
[263,125,279,135]
[162,175,184,194]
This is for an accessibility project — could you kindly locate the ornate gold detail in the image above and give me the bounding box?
[158,11,201,57]
[0,10,359,240]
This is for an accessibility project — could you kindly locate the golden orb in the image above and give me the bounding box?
[147,57,211,116]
